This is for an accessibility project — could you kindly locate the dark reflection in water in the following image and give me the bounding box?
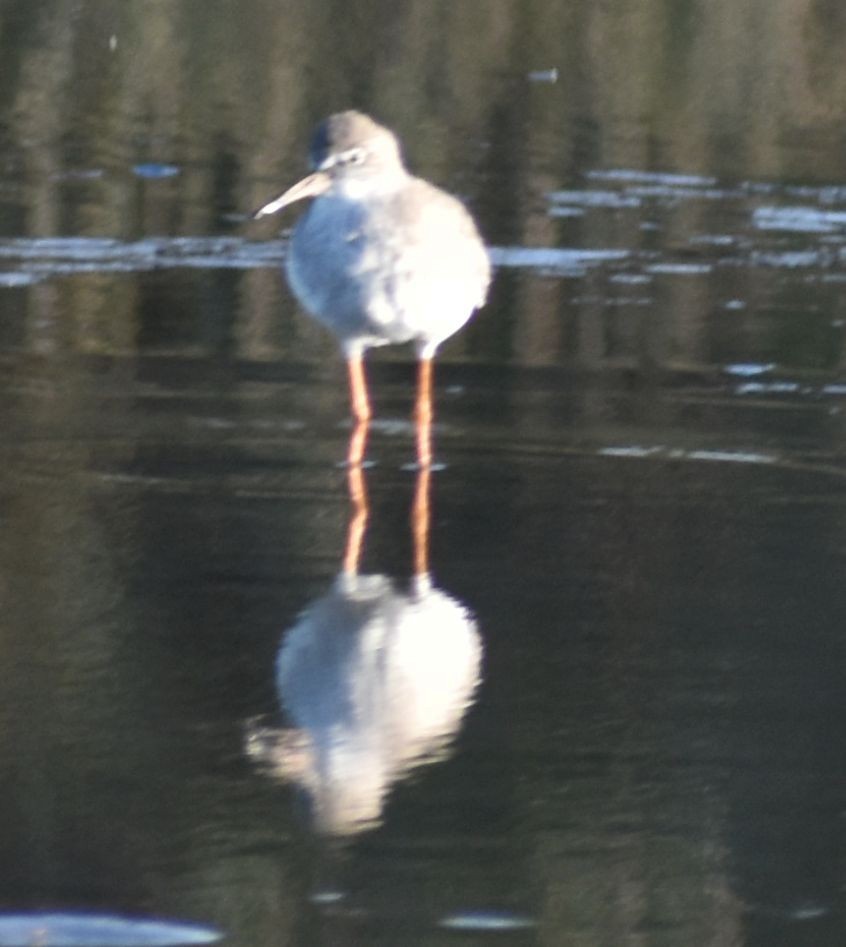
[247,459,483,837]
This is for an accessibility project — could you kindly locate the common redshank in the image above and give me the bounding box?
[252,110,491,466]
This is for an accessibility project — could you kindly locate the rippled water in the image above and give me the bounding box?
[2,4,846,946]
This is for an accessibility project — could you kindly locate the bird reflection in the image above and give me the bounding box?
[246,439,482,837]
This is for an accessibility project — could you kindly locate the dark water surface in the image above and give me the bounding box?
[1,3,846,946]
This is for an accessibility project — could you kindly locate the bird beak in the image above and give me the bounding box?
[251,171,331,219]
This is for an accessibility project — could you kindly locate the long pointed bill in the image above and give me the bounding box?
[251,171,331,218]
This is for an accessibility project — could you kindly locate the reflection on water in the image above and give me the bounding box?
[247,455,482,837]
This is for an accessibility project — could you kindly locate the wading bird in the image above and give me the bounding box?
[252,110,491,467]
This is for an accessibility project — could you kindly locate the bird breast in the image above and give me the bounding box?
[286,178,490,353]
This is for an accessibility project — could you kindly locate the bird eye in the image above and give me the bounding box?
[342,148,366,166]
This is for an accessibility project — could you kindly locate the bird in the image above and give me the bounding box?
[252,110,491,467]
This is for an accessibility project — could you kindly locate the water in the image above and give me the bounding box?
[0,915,221,946]
[1,2,846,945]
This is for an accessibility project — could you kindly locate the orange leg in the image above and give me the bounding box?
[411,463,431,579]
[347,355,372,425]
[414,356,434,469]
[342,457,369,575]
[345,355,371,467]
[342,354,371,571]
[347,417,369,467]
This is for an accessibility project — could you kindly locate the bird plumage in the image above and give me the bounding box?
[252,110,490,464]
[287,173,490,359]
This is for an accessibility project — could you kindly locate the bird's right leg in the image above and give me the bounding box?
[346,355,372,467]
[347,354,372,425]
[414,356,434,469]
